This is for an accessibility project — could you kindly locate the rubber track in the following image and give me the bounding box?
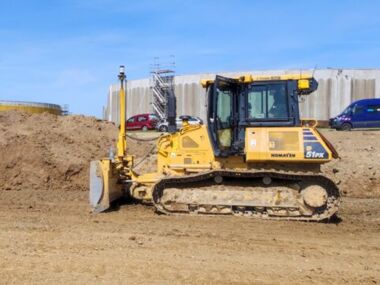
[152,170,340,221]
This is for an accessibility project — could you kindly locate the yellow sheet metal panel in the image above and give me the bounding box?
[157,125,214,174]
[298,79,310,90]
[240,74,312,83]
[0,100,62,115]
[245,127,332,163]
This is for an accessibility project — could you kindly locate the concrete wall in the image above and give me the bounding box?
[103,69,380,125]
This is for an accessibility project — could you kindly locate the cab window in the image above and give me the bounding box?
[247,83,288,120]
[215,88,233,149]
[341,106,352,115]
[353,105,364,115]
[216,88,232,128]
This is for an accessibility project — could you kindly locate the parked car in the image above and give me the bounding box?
[126,113,159,131]
[329,98,380,131]
[156,115,203,132]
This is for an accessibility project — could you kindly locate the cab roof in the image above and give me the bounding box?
[200,74,313,88]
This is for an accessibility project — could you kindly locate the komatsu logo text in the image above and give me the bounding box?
[305,151,324,158]
[271,153,296,158]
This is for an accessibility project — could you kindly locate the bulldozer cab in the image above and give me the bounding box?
[207,75,318,157]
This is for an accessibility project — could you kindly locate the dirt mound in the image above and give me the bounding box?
[0,111,154,192]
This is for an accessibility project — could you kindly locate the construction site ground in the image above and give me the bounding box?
[0,111,379,284]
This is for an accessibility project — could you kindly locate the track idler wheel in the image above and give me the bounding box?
[302,185,328,208]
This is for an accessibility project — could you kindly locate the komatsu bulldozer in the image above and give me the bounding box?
[90,66,340,221]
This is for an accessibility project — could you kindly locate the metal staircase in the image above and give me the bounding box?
[150,57,175,121]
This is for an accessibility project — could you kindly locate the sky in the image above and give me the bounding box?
[0,0,380,117]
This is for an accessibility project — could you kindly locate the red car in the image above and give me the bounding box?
[126,113,159,131]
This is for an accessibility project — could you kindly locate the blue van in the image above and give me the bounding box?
[329,98,380,130]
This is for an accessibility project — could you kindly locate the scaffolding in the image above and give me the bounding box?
[150,56,176,121]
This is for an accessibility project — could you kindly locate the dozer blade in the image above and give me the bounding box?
[89,160,124,213]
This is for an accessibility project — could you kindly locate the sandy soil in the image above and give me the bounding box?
[0,111,380,284]
[0,190,379,285]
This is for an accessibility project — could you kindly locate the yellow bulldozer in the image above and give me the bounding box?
[90,66,340,221]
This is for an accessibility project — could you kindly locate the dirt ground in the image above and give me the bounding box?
[322,129,380,198]
[0,191,379,285]
[0,111,380,284]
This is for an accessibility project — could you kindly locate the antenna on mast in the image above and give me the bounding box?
[312,64,318,78]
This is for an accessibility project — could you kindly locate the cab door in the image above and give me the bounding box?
[351,104,367,128]
[208,76,240,156]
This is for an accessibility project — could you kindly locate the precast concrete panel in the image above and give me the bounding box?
[351,79,375,101]
[336,76,351,117]
[175,83,184,116]
[103,69,380,124]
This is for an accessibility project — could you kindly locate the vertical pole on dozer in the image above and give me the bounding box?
[117,65,127,159]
